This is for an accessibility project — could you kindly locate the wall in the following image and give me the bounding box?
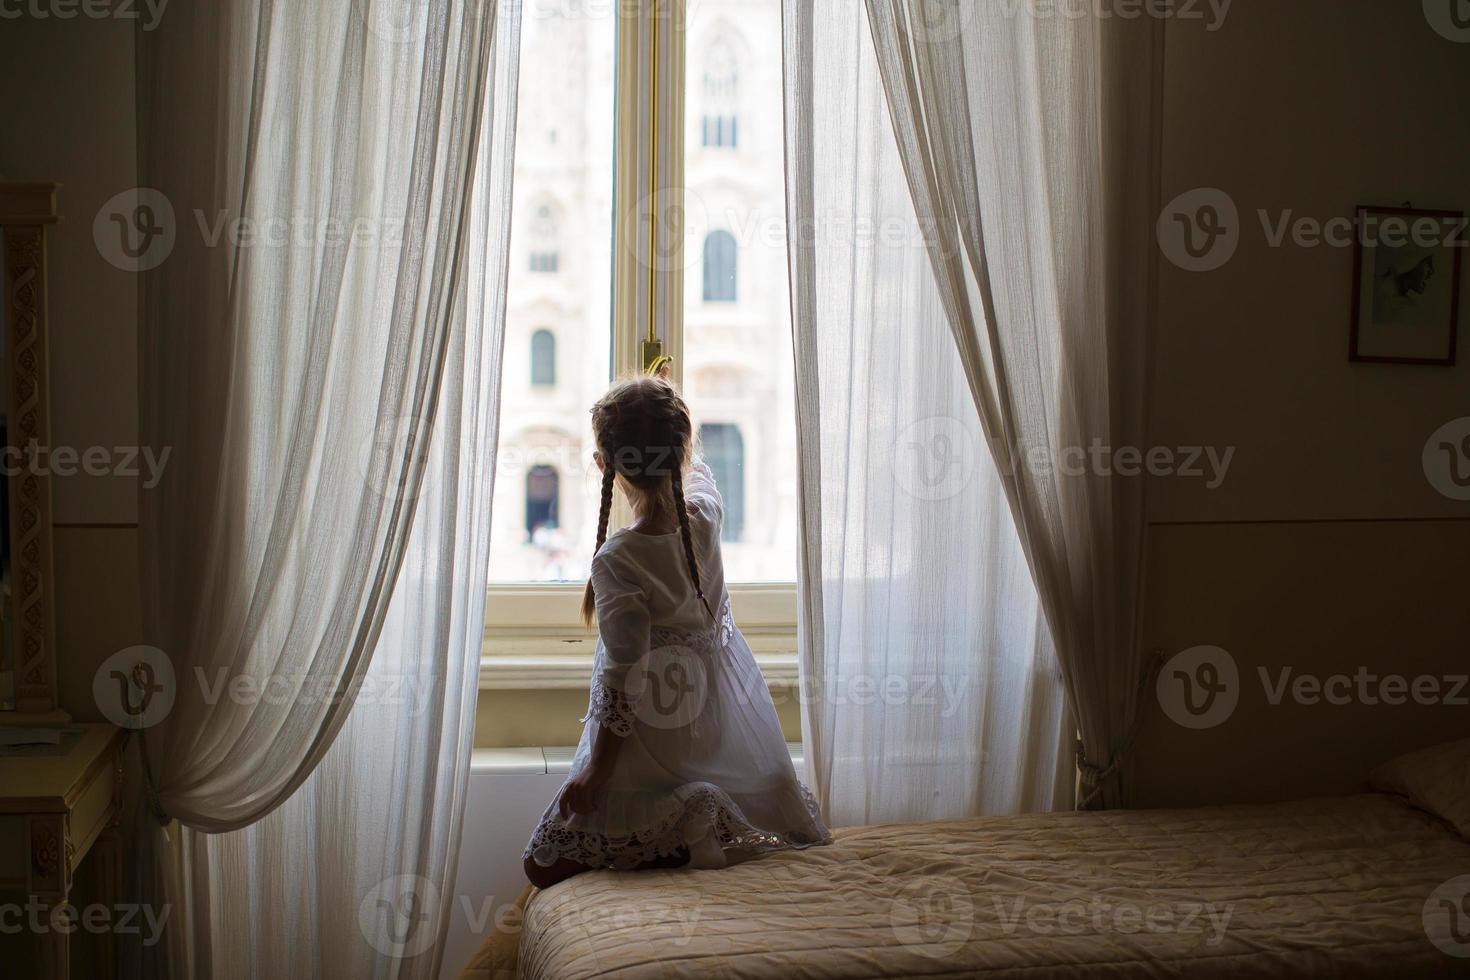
[0,11,143,721]
[1132,0,1470,807]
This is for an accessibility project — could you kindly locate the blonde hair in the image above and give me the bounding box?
[582,376,712,625]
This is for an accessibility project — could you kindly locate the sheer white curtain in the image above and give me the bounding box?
[134,1,520,976]
[782,0,1072,826]
[783,0,1159,823]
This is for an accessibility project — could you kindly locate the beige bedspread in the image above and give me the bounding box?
[514,794,1470,978]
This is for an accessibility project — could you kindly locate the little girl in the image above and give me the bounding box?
[523,371,830,888]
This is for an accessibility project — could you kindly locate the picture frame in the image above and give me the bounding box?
[1348,204,1464,365]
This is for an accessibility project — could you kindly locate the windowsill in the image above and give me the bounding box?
[479,650,799,690]
[471,741,805,776]
[480,581,798,692]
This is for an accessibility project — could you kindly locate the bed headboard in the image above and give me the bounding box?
[1129,518,1470,809]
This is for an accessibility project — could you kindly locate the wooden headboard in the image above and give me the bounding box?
[1130,518,1470,808]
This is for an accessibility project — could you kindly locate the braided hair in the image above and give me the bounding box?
[581,376,714,625]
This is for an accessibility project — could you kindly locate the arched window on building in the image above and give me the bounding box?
[525,465,559,539]
[528,202,560,273]
[530,329,556,386]
[699,423,744,543]
[702,229,738,303]
[701,36,740,148]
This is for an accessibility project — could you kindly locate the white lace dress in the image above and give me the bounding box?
[524,459,831,871]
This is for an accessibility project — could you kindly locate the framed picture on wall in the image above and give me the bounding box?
[1349,204,1464,365]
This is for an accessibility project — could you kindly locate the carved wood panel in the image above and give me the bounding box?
[3,218,58,714]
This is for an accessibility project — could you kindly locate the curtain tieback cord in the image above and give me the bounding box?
[1074,648,1167,809]
[121,661,173,826]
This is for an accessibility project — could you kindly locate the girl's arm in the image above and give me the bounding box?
[560,551,647,817]
[560,722,624,817]
[586,721,624,777]
[683,454,724,526]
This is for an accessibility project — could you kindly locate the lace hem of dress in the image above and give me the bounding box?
[525,781,831,870]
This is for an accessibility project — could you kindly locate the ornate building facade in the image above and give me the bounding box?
[487,0,798,584]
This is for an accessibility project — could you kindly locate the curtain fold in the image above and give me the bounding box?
[782,0,1073,827]
[857,0,1160,810]
[134,0,521,975]
[783,0,1159,823]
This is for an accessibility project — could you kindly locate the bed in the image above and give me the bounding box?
[462,743,1470,978]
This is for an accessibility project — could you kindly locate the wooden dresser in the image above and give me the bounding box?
[0,724,128,979]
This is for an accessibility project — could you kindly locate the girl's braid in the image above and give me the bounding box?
[671,462,714,620]
[581,463,617,624]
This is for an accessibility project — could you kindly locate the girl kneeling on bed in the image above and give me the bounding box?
[523,367,830,889]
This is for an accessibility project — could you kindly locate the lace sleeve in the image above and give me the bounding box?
[582,681,637,737]
[684,454,724,528]
[586,549,650,733]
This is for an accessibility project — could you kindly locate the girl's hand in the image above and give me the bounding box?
[647,354,673,381]
[558,765,610,818]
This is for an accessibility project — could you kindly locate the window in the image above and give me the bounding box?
[486,8,613,586]
[700,34,740,148]
[699,423,745,542]
[530,329,556,386]
[702,230,738,303]
[484,0,797,701]
[528,202,561,273]
[525,465,560,539]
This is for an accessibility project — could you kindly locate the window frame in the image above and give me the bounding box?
[481,0,797,693]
